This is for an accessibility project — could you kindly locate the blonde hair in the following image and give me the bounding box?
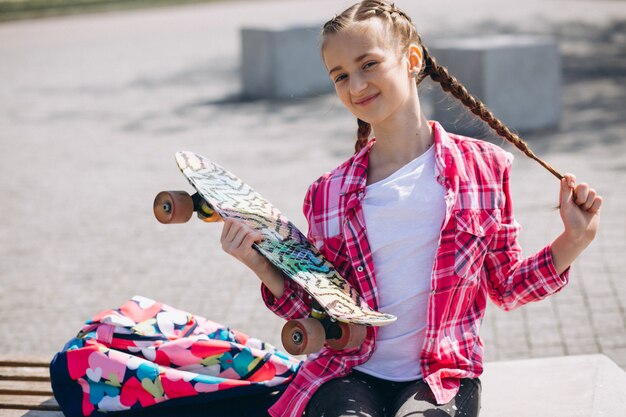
[322,0,563,180]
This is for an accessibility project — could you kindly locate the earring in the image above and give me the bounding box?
[411,71,418,78]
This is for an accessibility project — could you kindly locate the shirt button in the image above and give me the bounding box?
[431,290,436,295]
[357,266,364,272]
[478,226,484,234]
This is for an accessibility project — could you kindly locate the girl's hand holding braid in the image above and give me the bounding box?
[551,173,603,274]
[560,173,602,237]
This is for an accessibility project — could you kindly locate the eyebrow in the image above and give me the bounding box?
[328,53,371,75]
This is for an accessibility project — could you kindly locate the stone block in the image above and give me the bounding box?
[425,35,561,136]
[482,355,626,417]
[240,25,332,99]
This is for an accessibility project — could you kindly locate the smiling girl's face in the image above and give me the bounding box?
[322,18,419,128]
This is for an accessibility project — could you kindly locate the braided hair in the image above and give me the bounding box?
[321,0,564,180]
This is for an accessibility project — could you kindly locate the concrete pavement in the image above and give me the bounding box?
[0,0,625,374]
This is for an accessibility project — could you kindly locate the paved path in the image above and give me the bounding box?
[0,0,625,370]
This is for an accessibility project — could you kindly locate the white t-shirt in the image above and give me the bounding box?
[354,145,446,381]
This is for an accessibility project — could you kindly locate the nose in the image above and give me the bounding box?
[349,73,368,96]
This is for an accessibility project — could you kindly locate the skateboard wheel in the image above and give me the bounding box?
[153,191,194,224]
[326,322,367,350]
[281,318,325,356]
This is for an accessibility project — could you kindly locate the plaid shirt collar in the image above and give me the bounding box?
[340,121,454,198]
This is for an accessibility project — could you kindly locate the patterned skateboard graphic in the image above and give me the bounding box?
[175,151,396,326]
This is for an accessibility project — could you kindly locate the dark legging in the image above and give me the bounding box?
[305,370,481,417]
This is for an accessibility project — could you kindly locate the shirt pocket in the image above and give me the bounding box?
[454,209,502,280]
[318,233,346,265]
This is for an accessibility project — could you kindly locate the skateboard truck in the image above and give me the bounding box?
[154,191,223,224]
[280,300,367,356]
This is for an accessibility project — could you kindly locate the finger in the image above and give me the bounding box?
[228,224,248,248]
[560,178,572,207]
[245,226,265,245]
[221,218,234,242]
[581,188,596,211]
[252,230,264,242]
[222,219,245,250]
[574,183,590,206]
[588,195,603,214]
[243,230,263,249]
[563,173,576,188]
[234,229,263,257]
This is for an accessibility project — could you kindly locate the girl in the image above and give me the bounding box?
[220,1,603,416]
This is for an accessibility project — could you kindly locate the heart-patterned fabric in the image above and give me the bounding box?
[50,296,301,416]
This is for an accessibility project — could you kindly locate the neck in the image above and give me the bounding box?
[370,111,433,166]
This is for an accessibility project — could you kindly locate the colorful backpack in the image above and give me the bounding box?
[50,296,302,416]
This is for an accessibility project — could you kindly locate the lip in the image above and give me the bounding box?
[354,93,380,106]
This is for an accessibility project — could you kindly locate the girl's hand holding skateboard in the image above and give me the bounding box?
[221,218,268,271]
[220,218,285,298]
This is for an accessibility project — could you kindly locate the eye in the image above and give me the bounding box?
[333,73,347,83]
[363,61,377,70]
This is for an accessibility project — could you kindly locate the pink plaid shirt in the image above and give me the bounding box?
[261,121,569,417]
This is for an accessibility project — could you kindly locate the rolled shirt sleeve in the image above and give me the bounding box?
[483,160,570,311]
[260,277,310,320]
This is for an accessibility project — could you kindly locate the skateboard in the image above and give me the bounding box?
[154,151,396,355]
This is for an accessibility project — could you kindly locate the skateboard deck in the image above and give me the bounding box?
[173,151,396,327]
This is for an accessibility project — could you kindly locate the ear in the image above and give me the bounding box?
[406,44,423,76]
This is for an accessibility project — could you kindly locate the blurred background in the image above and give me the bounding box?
[0,0,625,371]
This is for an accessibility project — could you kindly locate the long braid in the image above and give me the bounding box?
[419,45,564,180]
[356,118,372,153]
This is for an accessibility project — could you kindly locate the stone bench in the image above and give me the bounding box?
[240,25,333,100]
[240,28,561,139]
[6,354,624,416]
[481,354,626,417]
[425,35,561,136]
